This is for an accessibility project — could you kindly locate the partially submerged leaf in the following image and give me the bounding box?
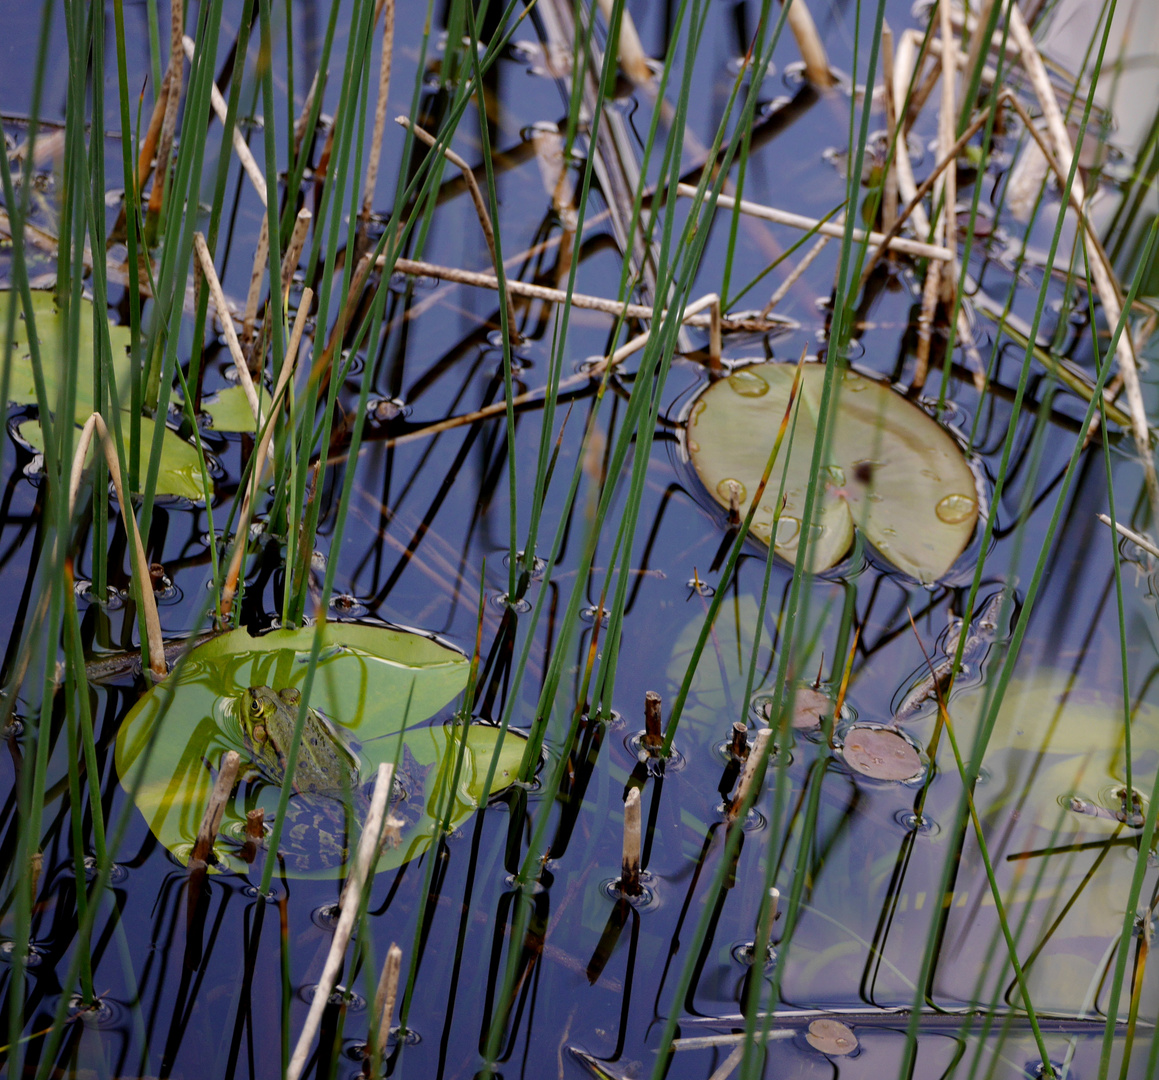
[3,289,133,424]
[17,415,205,501]
[842,725,923,782]
[201,384,274,433]
[113,622,520,878]
[685,363,979,582]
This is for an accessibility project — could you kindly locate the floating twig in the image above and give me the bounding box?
[1097,513,1159,560]
[286,762,394,1080]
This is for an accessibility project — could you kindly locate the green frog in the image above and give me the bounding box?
[239,684,367,872]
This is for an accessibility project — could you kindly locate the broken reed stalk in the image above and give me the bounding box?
[672,184,953,261]
[763,229,834,315]
[375,292,721,448]
[361,0,396,224]
[242,216,270,347]
[181,35,267,205]
[221,288,313,618]
[1097,513,1159,560]
[190,751,240,865]
[292,69,321,161]
[286,763,394,1080]
[148,0,185,220]
[193,231,264,424]
[133,68,171,197]
[729,721,748,759]
[371,943,403,1062]
[881,22,899,232]
[729,728,771,823]
[239,807,265,863]
[596,0,652,85]
[781,0,836,88]
[1005,14,1156,507]
[68,414,167,678]
[396,117,520,339]
[280,207,312,295]
[643,691,663,750]
[621,786,642,896]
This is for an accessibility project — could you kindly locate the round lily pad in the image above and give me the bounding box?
[17,415,205,501]
[806,1018,858,1055]
[201,384,274,433]
[114,622,524,878]
[842,725,923,781]
[3,289,133,424]
[685,363,979,582]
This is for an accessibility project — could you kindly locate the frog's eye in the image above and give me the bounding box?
[249,696,263,714]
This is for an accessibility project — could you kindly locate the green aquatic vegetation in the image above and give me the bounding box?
[201,383,274,433]
[685,362,979,582]
[113,622,524,877]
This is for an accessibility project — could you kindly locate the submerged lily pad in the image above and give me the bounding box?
[685,363,979,582]
[201,384,273,433]
[3,289,133,424]
[113,622,524,878]
[17,415,205,501]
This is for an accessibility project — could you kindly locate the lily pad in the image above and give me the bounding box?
[3,289,133,424]
[16,415,205,501]
[685,363,979,582]
[113,623,524,878]
[201,384,274,433]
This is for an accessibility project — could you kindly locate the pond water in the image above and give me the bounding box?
[2,1,1158,1079]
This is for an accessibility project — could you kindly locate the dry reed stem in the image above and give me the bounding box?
[729,728,771,822]
[190,751,240,865]
[782,0,836,88]
[69,414,167,677]
[596,0,652,84]
[134,68,171,196]
[673,184,953,261]
[621,787,642,895]
[396,117,520,338]
[292,69,321,161]
[892,31,929,240]
[242,215,270,347]
[643,691,663,749]
[182,36,266,205]
[221,289,312,618]
[706,1043,745,1080]
[962,0,997,99]
[286,762,394,1080]
[361,0,396,224]
[937,0,957,301]
[763,229,834,316]
[1008,4,1158,511]
[372,943,403,1061]
[1097,514,1159,560]
[280,208,312,295]
[193,231,263,425]
[881,22,899,232]
[149,0,185,219]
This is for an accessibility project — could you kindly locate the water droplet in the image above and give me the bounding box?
[843,371,867,391]
[687,440,699,453]
[826,465,845,486]
[728,370,769,397]
[936,493,977,524]
[775,517,801,544]
[716,478,746,503]
[691,400,707,423]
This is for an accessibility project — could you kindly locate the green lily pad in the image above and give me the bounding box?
[16,415,205,501]
[685,363,979,582]
[201,384,274,433]
[113,623,523,878]
[3,289,133,424]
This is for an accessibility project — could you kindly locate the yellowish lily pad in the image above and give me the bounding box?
[201,384,274,433]
[685,363,979,582]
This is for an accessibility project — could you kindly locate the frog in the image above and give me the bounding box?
[236,685,422,873]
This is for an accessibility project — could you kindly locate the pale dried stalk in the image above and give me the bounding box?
[396,117,519,337]
[881,22,899,232]
[597,0,652,84]
[150,0,185,216]
[937,0,957,300]
[372,943,403,1061]
[182,36,266,205]
[69,414,167,677]
[673,184,953,261]
[1008,4,1158,511]
[621,787,642,895]
[1097,514,1159,560]
[190,751,240,865]
[763,229,834,316]
[242,214,270,346]
[221,289,312,618]
[782,0,835,88]
[913,258,942,389]
[377,293,722,449]
[892,31,932,240]
[292,69,321,160]
[729,728,771,822]
[361,0,396,223]
[280,208,312,295]
[193,231,263,425]
[286,762,394,1080]
[961,0,997,101]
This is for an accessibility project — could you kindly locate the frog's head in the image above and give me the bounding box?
[243,685,280,745]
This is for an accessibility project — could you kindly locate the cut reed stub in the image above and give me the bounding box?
[620,787,642,897]
[642,691,663,751]
[190,751,241,866]
[728,728,771,822]
[728,721,749,760]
